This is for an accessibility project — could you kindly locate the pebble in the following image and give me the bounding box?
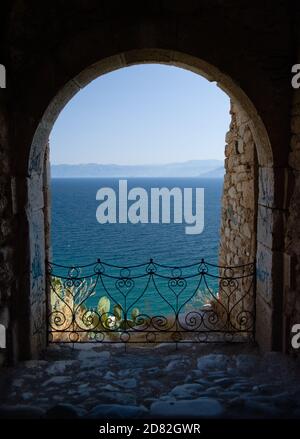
[205,386,223,394]
[206,371,228,379]
[165,359,190,372]
[2,346,300,419]
[197,354,230,371]
[220,390,240,399]
[102,384,119,392]
[235,354,259,375]
[147,379,163,390]
[193,376,211,384]
[146,367,161,376]
[42,376,72,386]
[21,392,34,401]
[214,377,235,386]
[117,378,138,389]
[100,391,136,405]
[46,360,75,375]
[230,383,251,392]
[104,371,116,380]
[169,383,204,399]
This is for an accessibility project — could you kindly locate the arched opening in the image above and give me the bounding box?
[25,49,275,358]
[48,64,234,344]
[49,64,230,266]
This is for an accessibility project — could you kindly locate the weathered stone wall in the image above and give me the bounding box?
[0,99,15,366]
[218,101,257,337]
[220,98,291,351]
[284,44,300,353]
[0,3,11,366]
[219,101,257,268]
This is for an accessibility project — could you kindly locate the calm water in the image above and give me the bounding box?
[51,177,223,266]
[50,178,223,314]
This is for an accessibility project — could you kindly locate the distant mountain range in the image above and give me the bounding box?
[198,166,225,178]
[51,160,224,178]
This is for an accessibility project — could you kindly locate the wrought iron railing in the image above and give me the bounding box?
[47,258,255,344]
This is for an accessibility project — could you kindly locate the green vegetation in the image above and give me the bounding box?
[50,277,141,341]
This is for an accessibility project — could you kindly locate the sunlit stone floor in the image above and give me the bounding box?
[0,343,300,419]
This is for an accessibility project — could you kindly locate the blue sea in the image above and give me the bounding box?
[51,177,223,266]
[50,178,223,315]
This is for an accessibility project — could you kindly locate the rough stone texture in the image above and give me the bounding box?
[0,95,15,367]
[0,344,300,419]
[220,101,257,268]
[285,50,300,354]
[218,102,257,334]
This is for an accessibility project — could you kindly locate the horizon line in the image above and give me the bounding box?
[50,159,224,167]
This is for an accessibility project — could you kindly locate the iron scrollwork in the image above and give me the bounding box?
[47,258,255,344]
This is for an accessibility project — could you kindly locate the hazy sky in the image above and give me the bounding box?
[50,64,230,165]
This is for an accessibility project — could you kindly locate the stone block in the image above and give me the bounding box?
[238,164,252,173]
[28,209,46,287]
[292,89,300,106]
[291,115,300,134]
[27,172,44,212]
[74,55,125,88]
[288,150,300,171]
[228,186,236,198]
[237,139,244,154]
[241,179,255,209]
[256,242,283,306]
[290,134,300,151]
[255,294,274,352]
[257,205,285,250]
[29,124,50,175]
[242,222,252,239]
[258,167,287,209]
[258,167,273,207]
[241,143,255,165]
[41,80,80,132]
[243,127,253,144]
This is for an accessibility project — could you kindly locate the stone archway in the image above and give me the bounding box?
[23,48,279,359]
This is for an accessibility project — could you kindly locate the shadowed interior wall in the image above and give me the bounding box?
[284,35,300,353]
[0,0,298,363]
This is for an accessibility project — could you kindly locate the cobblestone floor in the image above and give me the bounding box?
[0,343,300,419]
